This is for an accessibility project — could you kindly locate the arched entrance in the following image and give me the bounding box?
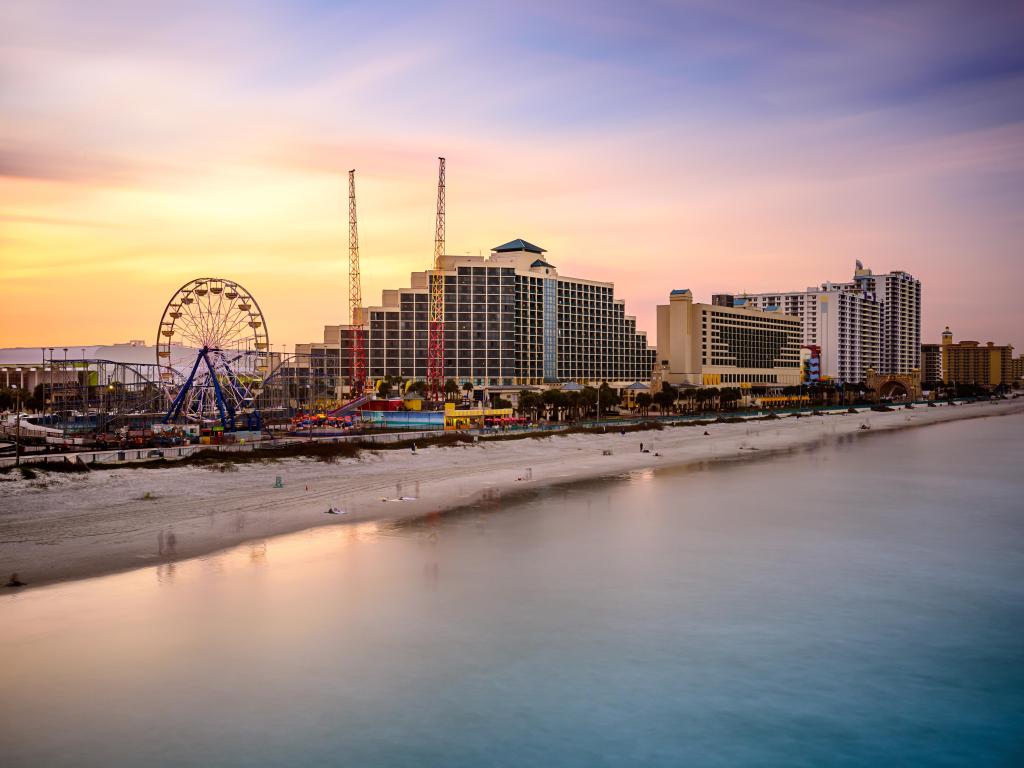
[865,368,922,403]
[878,380,910,401]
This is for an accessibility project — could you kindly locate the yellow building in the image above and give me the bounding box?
[443,401,513,430]
[940,327,1014,387]
[655,289,802,389]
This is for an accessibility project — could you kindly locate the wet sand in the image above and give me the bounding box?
[1,400,1021,589]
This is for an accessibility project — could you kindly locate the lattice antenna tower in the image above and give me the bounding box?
[348,169,366,394]
[426,156,446,402]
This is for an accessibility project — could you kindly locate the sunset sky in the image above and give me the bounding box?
[2,1,1023,351]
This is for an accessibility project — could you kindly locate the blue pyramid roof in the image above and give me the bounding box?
[493,238,546,254]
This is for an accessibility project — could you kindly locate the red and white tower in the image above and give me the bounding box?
[426,157,446,402]
[348,169,366,394]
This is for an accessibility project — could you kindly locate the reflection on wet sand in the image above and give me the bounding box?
[156,529,177,558]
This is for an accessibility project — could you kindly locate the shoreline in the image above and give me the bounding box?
[2,400,1022,592]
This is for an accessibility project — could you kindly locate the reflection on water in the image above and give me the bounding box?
[1,415,1023,767]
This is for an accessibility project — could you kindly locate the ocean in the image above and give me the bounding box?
[1,413,1022,766]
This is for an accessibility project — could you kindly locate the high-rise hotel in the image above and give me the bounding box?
[656,289,803,388]
[728,262,921,384]
[296,239,656,390]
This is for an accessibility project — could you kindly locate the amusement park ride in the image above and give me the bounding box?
[348,168,367,396]
[17,158,510,446]
[157,277,269,431]
[426,157,446,404]
[154,159,449,434]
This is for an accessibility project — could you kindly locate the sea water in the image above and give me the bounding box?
[1,414,1022,767]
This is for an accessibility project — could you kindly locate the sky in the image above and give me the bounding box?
[2,0,1023,352]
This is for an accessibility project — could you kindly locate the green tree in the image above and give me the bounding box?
[0,388,17,411]
[598,382,621,412]
[719,387,741,410]
[444,379,461,401]
[635,392,652,415]
[565,391,584,421]
[653,389,676,413]
[541,388,566,421]
[517,390,541,420]
[674,387,693,413]
[581,386,599,417]
[693,387,717,412]
[26,383,46,411]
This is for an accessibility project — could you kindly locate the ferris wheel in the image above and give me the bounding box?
[156,277,270,429]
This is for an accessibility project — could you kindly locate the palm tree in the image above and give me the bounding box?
[581,386,599,417]
[717,387,738,411]
[565,391,583,421]
[653,389,676,414]
[598,382,621,414]
[635,392,652,415]
[541,388,566,421]
[444,379,461,402]
[676,387,695,413]
[518,391,541,421]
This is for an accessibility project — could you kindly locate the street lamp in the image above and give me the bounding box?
[62,348,68,439]
[80,348,86,422]
[41,347,46,420]
[47,348,54,423]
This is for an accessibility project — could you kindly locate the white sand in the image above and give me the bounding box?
[2,400,1021,588]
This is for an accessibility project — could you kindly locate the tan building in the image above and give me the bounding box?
[656,289,802,389]
[940,327,1014,387]
[1010,354,1023,385]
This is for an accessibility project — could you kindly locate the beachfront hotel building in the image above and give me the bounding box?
[655,289,802,389]
[730,262,920,384]
[921,343,943,384]
[939,327,1015,387]
[722,284,881,384]
[296,239,656,390]
[849,263,921,374]
[1012,354,1024,385]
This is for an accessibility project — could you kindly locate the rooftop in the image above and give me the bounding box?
[493,238,546,254]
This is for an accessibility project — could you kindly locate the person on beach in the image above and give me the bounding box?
[6,573,26,588]
[640,442,644,452]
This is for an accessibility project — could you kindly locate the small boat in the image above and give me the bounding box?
[325,506,347,515]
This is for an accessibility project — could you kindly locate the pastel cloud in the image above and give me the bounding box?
[1,1,1022,350]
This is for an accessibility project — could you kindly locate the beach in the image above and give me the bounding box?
[2,399,1022,589]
